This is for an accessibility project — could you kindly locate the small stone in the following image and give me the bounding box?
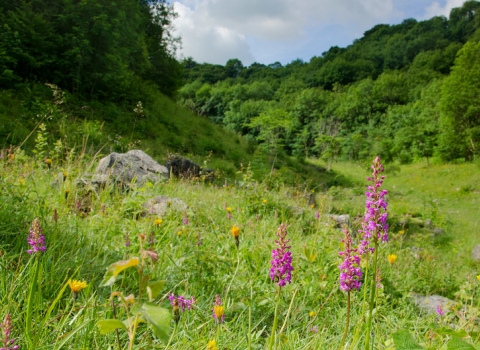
[432,228,444,235]
[328,214,350,226]
[143,196,188,217]
[472,244,480,262]
[424,219,432,227]
[290,206,305,216]
[410,293,455,316]
[410,246,422,260]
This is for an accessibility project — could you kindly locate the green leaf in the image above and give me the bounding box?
[96,319,128,334]
[147,280,165,302]
[446,336,476,350]
[53,319,94,350]
[139,303,171,343]
[436,327,467,338]
[392,330,424,350]
[122,316,146,329]
[100,257,140,287]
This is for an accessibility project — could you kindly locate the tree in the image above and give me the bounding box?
[438,41,480,160]
[0,0,181,98]
[225,59,244,78]
[248,109,293,169]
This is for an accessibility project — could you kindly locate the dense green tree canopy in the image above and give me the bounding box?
[177,1,480,164]
[0,0,181,98]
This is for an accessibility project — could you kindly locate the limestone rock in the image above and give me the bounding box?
[143,196,188,217]
[95,150,169,185]
[290,206,305,217]
[411,293,455,316]
[472,244,480,262]
[328,214,350,226]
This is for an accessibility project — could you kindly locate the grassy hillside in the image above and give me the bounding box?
[323,159,480,249]
[0,83,250,168]
[0,83,333,186]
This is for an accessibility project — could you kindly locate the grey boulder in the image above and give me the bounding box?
[96,150,169,185]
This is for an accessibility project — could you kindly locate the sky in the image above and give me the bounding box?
[170,0,467,66]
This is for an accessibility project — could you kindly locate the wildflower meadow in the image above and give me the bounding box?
[0,149,479,350]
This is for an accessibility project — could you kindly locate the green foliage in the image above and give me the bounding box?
[0,0,181,99]
[439,40,480,161]
[178,1,480,164]
[97,241,171,347]
[33,123,49,160]
[249,108,293,167]
[1,151,480,349]
[392,330,425,349]
[446,336,476,350]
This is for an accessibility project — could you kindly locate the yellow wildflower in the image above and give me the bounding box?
[309,311,315,317]
[310,204,315,209]
[231,225,240,238]
[68,279,87,293]
[68,279,87,299]
[213,305,224,320]
[207,340,218,350]
[226,206,232,212]
[18,178,25,186]
[45,158,52,165]
[154,219,163,226]
[177,231,182,236]
[262,199,267,204]
[387,254,397,265]
[399,230,405,235]
[477,275,480,281]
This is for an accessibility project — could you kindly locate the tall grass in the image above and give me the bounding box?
[0,152,478,349]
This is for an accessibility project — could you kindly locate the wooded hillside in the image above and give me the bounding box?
[179,1,480,165]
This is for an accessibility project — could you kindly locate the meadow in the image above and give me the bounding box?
[0,149,479,350]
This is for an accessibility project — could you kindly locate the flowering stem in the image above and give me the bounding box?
[128,314,140,350]
[225,250,240,302]
[248,304,252,350]
[338,291,351,350]
[165,323,177,349]
[26,257,40,344]
[268,286,281,350]
[364,241,379,350]
[278,289,298,335]
[111,297,122,350]
[351,259,369,349]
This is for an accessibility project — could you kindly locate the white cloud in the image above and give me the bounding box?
[173,2,255,65]
[171,0,409,65]
[424,0,465,18]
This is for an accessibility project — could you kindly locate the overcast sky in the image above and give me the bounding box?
[170,0,466,66]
